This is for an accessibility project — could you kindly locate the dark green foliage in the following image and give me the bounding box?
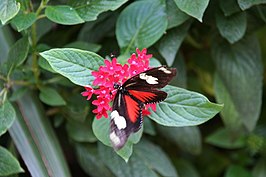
[0,0,265,176]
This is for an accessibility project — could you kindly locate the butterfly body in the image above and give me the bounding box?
[110,66,176,150]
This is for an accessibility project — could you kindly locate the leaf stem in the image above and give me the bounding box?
[30,0,49,88]
[0,74,7,82]
[31,22,40,88]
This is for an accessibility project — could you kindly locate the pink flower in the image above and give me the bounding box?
[81,86,94,100]
[82,48,153,119]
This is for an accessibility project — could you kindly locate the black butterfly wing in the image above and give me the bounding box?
[110,91,143,150]
[123,66,177,90]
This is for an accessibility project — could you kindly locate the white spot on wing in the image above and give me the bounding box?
[110,131,120,146]
[111,110,127,130]
[139,73,158,84]
[158,67,171,74]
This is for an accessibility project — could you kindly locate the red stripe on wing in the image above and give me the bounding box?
[124,95,140,123]
[128,90,157,103]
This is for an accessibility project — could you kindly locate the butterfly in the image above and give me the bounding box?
[109,66,177,150]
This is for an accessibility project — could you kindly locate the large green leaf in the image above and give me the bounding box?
[252,159,266,177]
[216,10,247,44]
[40,48,104,86]
[69,0,127,21]
[0,101,16,136]
[158,21,191,66]
[214,74,243,131]
[172,53,187,88]
[11,12,37,32]
[175,159,200,177]
[148,85,223,127]
[98,139,177,177]
[66,119,96,143]
[225,165,252,177]
[75,144,115,177]
[92,117,143,162]
[7,36,29,69]
[173,0,209,22]
[206,128,246,149]
[45,5,84,25]
[9,91,71,177]
[157,125,202,154]
[39,87,66,106]
[116,0,167,53]
[166,0,190,29]
[212,36,263,131]
[219,0,241,16]
[0,146,24,176]
[0,0,20,24]
[237,0,266,10]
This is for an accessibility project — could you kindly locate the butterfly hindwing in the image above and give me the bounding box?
[128,89,167,105]
[110,92,142,150]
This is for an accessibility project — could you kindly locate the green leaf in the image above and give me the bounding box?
[92,117,143,161]
[148,85,223,127]
[11,12,37,32]
[225,165,252,177]
[173,0,209,22]
[252,159,266,177]
[158,125,202,154]
[143,118,156,136]
[212,36,263,131]
[39,48,104,86]
[37,44,56,73]
[158,21,191,66]
[7,36,29,69]
[219,0,241,16]
[77,13,118,43]
[99,139,177,177]
[36,18,53,40]
[216,10,247,44]
[92,117,112,147]
[64,41,101,52]
[0,0,20,25]
[75,144,115,177]
[0,24,13,61]
[133,139,177,177]
[38,57,56,73]
[0,146,24,176]
[0,101,16,136]
[237,0,266,10]
[172,53,187,88]
[116,0,167,53]
[39,87,66,106]
[214,74,243,131]
[175,159,200,177]
[9,87,28,101]
[166,0,190,29]
[45,5,84,25]
[66,119,96,143]
[206,128,246,149]
[63,94,89,122]
[9,91,71,177]
[69,0,127,21]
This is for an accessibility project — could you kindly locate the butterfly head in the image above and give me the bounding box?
[113,83,122,90]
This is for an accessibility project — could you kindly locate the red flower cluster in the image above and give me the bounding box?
[82,48,156,119]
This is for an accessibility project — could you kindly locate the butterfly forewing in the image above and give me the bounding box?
[110,66,176,150]
[123,66,177,89]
